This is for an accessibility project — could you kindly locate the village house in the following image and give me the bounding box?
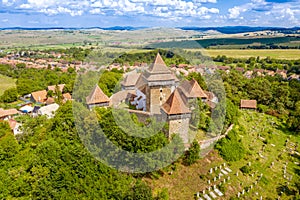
[0,108,19,120]
[47,84,65,93]
[31,90,48,103]
[240,100,257,110]
[38,103,60,119]
[7,119,22,135]
[276,69,288,79]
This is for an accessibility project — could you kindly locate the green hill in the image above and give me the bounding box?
[146,110,300,200]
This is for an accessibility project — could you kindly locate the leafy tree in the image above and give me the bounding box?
[0,88,18,103]
[184,140,200,166]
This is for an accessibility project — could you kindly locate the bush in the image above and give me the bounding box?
[215,130,245,161]
[0,88,18,103]
[240,165,251,174]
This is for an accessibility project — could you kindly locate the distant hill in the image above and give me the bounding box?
[0,26,299,34]
[148,36,300,49]
[0,26,147,31]
[178,26,300,34]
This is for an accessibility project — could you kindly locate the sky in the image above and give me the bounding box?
[0,0,299,28]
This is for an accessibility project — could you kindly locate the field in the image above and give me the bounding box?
[145,110,300,200]
[198,49,300,60]
[0,74,16,96]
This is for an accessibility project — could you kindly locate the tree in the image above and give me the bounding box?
[0,88,18,103]
[184,140,200,166]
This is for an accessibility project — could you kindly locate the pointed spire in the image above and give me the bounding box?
[162,89,191,115]
[179,79,208,99]
[86,84,110,105]
[188,78,208,98]
[148,53,170,74]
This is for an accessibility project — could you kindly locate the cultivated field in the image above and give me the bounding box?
[0,74,16,96]
[200,49,300,60]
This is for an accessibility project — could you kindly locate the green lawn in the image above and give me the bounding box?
[0,74,16,96]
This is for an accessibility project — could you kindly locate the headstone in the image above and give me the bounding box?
[221,169,228,175]
[208,180,211,184]
[196,192,200,197]
[214,188,223,197]
[236,172,239,176]
[260,196,263,200]
[203,194,212,200]
[203,190,206,194]
[214,177,217,182]
[223,179,226,184]
[223,163,226,167]
[210,168,213,174]
[220,165,222,169]
[238,192,240,198]
[228,176,230,181]
[209,191,217,199]
[225,167,232,172]
[252,174,254,177]
[249,162,251,166]
[251,185,253,189]
[242,189,245,195]
[215,167,218,171]
[208,187,211,191]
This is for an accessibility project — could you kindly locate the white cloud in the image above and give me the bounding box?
[228,6,242,19]
[194,0,217,3]
[2,0,16,6]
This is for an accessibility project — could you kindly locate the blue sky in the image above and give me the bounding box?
[0,0,299,27]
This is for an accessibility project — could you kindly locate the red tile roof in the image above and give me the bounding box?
[86,85,110,105]
[31,90,47,103]
[240,100,257,109]
[0,108,19,118]
[47,84,65,92]
[63,93,72,100]
[162,89,191,115]
[179,79,208,99]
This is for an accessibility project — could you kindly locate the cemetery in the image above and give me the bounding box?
[146,110,300,199]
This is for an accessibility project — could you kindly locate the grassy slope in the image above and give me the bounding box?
[145,110,300,200]
[0,74,16,96]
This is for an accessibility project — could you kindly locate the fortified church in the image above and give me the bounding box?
[86,53,210,146]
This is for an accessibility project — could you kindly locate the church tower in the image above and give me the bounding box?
[141,53,178,114]
[161,89,191,145]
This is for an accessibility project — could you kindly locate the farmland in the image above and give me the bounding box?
[197,49,300,60]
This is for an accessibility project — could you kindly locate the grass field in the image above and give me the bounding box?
[0,74,16,96]
[197,49,300,60]
[145,110,300,200]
